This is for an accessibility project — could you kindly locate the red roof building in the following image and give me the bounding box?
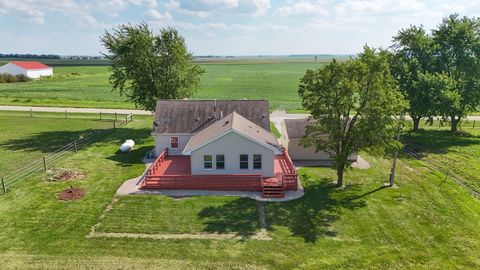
[10,61,51,70]
[0,61,53,78]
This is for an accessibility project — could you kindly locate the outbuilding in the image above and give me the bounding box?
[280,118,357,165]
[0,61,53,79]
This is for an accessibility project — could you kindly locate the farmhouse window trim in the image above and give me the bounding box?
[170,136,179,149]
[240,154,249,169]
[253,154,262,169]
[203,155,213,169]
[216,155,225,170]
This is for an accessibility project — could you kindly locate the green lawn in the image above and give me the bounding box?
[0,111,114,174]
[402,119,480,194]
[0,113,479,268]
[0,62,324,110]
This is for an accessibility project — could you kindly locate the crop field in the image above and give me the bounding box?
[0,112,479,269]
[0,61,326,110]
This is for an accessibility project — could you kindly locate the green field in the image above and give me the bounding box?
[0,113,480,269]
[402,119,480,194]
[0,62,325,110]
[0,111,115,174]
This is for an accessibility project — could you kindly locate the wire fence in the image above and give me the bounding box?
[402,146,480,199]
[1,113,134,195]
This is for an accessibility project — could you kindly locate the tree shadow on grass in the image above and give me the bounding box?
[402,129,480,155]
[198,198,260,238]
[0,128,111,154]
[1,126,152,164]
[197,174,380,242]
[264,175,371,243]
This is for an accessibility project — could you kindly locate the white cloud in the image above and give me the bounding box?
[276,1,329,17]
[334,0,425,15]
[148,9,173,22]
[165,0,271,17]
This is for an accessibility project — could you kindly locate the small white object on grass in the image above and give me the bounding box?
[120,139,135,152]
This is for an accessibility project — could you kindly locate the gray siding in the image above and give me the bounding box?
[190,132,275,177]
[154,134,192,156]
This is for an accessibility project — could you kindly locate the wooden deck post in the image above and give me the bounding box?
[1,177,6,194]
[43,156,47,172]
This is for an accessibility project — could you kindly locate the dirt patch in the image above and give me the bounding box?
[58,187,85,201]
[47,169,85,182]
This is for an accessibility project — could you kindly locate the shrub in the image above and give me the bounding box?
[0,73,31,83]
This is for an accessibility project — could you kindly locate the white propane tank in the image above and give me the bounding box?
[120,139,135,152]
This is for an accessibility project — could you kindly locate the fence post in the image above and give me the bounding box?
[30,108,33,117]
[130,114,133,122]
[474,120,476,129]
[1,177,6,194]
[100,112,102,120]
[74,141,78,152]
[65,110,67,119]
[43,156,47,172]
[125,115,128,124]
[115,112,118,121]
[113,121,116,129]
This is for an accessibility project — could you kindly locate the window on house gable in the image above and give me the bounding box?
[216,155,225,169]
[204,155,213,169]
[170,136,179,149]
[240,154,249,169]
[253,154,262,169]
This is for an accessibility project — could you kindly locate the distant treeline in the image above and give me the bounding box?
[0,58,111,67]
[0,53,61,59]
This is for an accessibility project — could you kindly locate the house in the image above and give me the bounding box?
[0,61,53,79]
[281,118,357,165]
[141,100,299,198]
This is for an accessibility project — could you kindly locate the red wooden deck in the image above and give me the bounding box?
[141,148,298,198]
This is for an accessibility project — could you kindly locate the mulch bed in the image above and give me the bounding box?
[47,169,85,182]
[58,187,85,201]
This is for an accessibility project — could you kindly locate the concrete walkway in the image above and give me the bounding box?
[0,105,152,115]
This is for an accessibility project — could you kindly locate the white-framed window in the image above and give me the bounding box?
[253,154,262,169]
[216,155,225,169]
[240,154,249,169]
[170,136,179,149]
[203,155,213,169]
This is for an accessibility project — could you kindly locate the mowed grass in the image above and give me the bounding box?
[0,111,114,174]
[0,62,325,110]
[0,113,479,268]
[402,119,480,193]
[96,196,259,235]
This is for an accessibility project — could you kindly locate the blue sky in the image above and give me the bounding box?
[0,0,479,56]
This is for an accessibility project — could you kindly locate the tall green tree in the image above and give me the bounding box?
[101,23,205,111]
[299,47,406,186]
[433,14,480,131]
[390,26,438,131]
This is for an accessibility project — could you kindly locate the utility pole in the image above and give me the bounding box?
[389,114,404,187]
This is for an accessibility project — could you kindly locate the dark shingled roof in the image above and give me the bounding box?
[153,100,270,133]
[284,118,313,139]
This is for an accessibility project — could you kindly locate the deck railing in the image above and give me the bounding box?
[143,173,262,191]
[146,148,168,177]
[281,148,298,190]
